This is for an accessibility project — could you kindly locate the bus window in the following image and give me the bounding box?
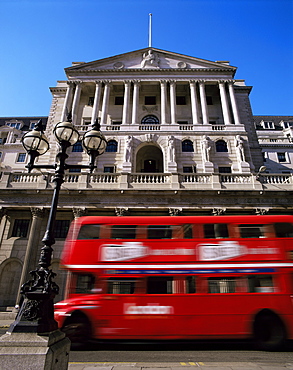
[204,224,229,238]
[147,225,172,239]
[275,223,293,237]
[107,278,136,294]
[77,224,100,239]
[147,276,173,294]
[239,224,265,238]
[75,274,95,294]
[208,278,236,293]
[186,276,196,293]
[111,225,137,239]
[248,275,274,293]
[183,224,193,239]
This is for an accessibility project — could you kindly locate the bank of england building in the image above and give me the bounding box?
[0,48,292,308]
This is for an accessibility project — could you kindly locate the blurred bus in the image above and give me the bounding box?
[54,215,293,350]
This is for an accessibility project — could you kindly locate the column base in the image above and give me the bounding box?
[122,162,132,172]
[167,162,178,172]
[232,161,250,173]
[0,329,70,370]
[203,161,214,173]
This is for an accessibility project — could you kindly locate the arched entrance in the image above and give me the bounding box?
[136,145,164,173]
[0,259,22,306]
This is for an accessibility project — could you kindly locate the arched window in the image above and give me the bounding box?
[106,140,118,153]
[216,140,228,152]
[182,139,194,152]
[141,115,159,125]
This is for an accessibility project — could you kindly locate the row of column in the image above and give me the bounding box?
[61,79,241,126]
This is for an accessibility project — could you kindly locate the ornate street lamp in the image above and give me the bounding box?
[10,115,107,334]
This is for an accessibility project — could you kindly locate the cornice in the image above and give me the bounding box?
[49,87,67,93]
[66,67,234,75]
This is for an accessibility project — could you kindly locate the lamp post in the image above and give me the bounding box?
[2,116,106,369]
[14,116,106,332]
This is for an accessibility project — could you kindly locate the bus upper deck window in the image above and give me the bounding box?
[77,224,100,239]
[204,224,229,238]
[239,224,265,238]
[147,225,172,239]
[275,223,293,237]
[111,225,136,239]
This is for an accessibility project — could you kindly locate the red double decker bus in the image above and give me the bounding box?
[54,215,293,350]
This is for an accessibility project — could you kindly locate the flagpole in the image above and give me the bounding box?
[148,13,152,47]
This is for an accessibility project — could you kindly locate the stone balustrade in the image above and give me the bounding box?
[1,171,292,191]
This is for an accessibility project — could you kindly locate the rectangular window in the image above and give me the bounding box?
[183,166,192,173]
[145,96,156,105]
[69,168,81,173]
[176,96,186,105]
[54,220,70,238]
[186,276,196,293]
[208,278,236,293]
[17,153,26,163]
[204,224,229,238]
[262,121,274,129]
[115,96,124,105]
[108,278,136,294]
[239,224,265,238]
[277,152,286,162]
[75,274,95,294]
[147,276,173,294]
[219,167,231,173]
[72,141,83,152]
[248,275,274,293]
[104,166,114,173]
[147,225,172,239]
[111,225,137,239]
[77,224,100,239]
[11,219,30,237]
[274,223,293,237]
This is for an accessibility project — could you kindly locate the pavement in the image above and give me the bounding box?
[1,319,293,370]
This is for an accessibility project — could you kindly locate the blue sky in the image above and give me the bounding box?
[1,0,292,117]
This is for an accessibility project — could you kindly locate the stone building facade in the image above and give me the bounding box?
[0,48,292,308]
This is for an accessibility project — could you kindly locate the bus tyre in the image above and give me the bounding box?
[62,314,91,346]
[253,311,286,351]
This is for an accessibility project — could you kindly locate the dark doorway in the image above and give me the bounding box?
[143,160,157,173]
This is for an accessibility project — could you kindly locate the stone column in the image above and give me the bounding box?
[100,81,111,125]
[189,80,200,124]
[71,81,82,123]
[169,80,177,124]
[61,81,74,121]
[122,80,131,125]
[198,80,209,125]
[91,81,102,125]
[227,80,241,125]
[15,207,44,306]
[219,80,232,125]
[160,80,167,124]
[131,80,140,124]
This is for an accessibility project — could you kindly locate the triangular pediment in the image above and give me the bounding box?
[65,48,236,73]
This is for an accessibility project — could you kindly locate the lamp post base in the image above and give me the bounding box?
[0,329,70,370]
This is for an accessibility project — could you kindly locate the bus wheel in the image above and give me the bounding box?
[62,314,91,345]
[253,311,286,351]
